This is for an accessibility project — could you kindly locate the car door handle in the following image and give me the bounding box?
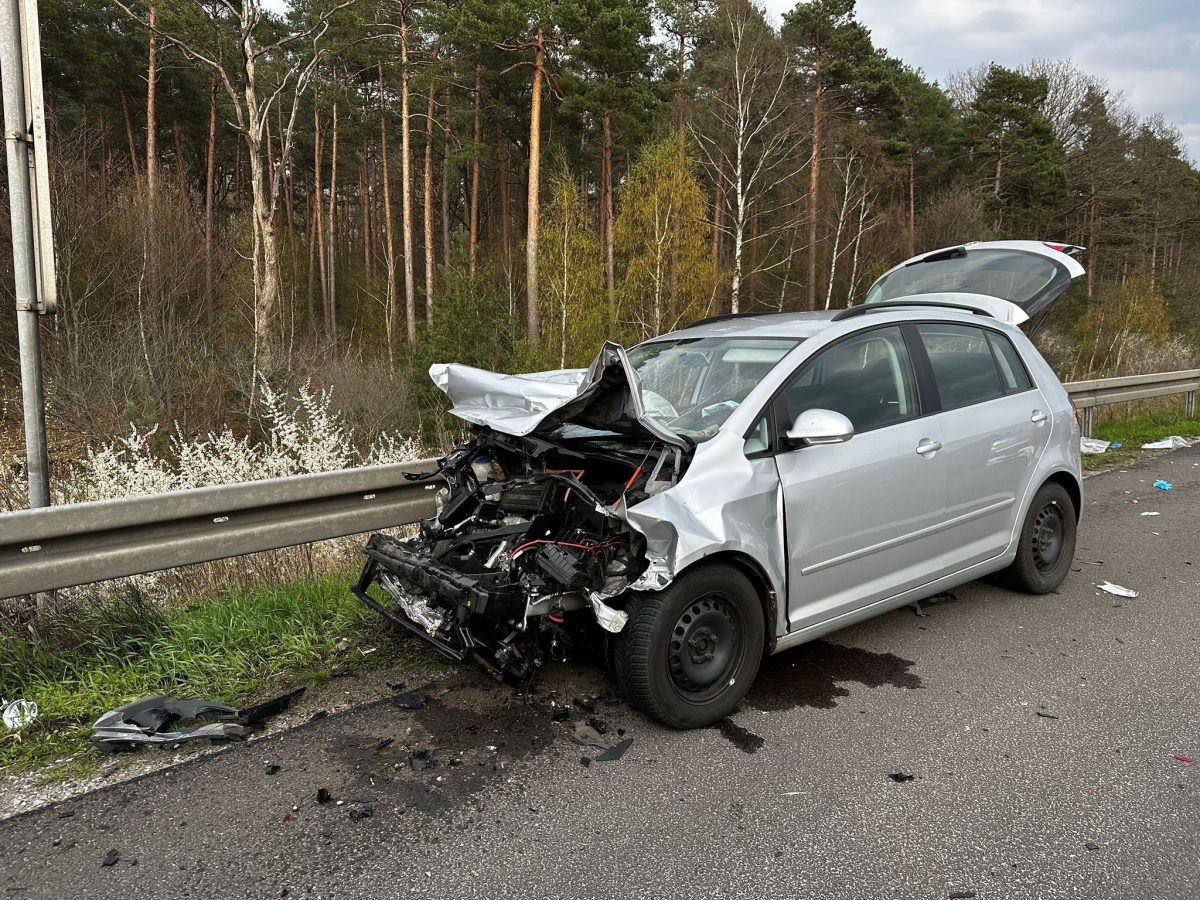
[1031,410,1048,424]
[915,439,942,456]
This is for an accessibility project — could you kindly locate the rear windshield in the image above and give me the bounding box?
[627,337,800,441]
[864,249,1059,307]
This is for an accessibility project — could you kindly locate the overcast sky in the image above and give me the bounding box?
[762,0,1200,162]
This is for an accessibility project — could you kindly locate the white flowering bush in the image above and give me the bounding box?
[77,379,424,502]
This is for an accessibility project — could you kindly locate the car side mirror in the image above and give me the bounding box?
[784,408,854,448]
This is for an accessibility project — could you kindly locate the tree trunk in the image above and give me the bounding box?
[378,62,397,353]
[441,148,450,265]
[359,157,371,277]
[469,68,482,277]
[204,76,218,328]
[145,4,158,195]
[525,28,545,340]
[327,97,339,339]
[120,90,141,187]
[423,76,437,318]
[497,127,511,283]
[907,149,915,257]
[313,110,329,339]
[602,107,615,315]
[805,81,822,311]
[1087,170,1097,298]
[399,15,417,345]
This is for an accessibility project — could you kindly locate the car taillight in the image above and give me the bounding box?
[1043,242,1086,256]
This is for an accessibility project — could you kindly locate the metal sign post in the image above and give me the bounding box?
[0,0,54,509]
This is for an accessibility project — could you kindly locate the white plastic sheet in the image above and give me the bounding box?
[1141,435,1195,450]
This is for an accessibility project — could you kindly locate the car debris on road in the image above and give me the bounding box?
[90,688,305,752]
[1096,581,1139,598]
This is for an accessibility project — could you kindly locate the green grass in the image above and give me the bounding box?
[0,574,432,774]
[1082,407,1200,471]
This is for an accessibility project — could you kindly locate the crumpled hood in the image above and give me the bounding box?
[429,341,689,448]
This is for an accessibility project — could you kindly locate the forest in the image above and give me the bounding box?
[2,0,1199,462]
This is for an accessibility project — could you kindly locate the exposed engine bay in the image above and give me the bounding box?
[354,427,687,682]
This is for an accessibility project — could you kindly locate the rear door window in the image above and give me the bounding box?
[986,331,1033,392]
[916,323,1005,409]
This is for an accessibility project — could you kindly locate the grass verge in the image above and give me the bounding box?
[1,573,433,775]
[1082,407,1200,472]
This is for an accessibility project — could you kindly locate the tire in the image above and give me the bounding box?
[614,564,765,729]
[995,481,1077,594]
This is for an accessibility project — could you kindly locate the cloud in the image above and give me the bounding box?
[761,0,1200,162]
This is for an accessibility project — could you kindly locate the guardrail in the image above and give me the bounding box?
[0,461,439,599]
[1064,368,1199,436]
[1,367,1197,599]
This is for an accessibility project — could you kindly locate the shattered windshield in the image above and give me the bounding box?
[626,336,800,441]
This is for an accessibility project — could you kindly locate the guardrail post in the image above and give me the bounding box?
[1081,407,1093,438]
[1187,390,1196,419]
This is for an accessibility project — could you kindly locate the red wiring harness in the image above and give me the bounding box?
[509,537,624,561]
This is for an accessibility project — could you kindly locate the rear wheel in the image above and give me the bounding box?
[615,564,764,729]
[996,481,1077,594]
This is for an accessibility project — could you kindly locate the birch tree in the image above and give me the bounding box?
[115,0,350,377]
[692,0,807,314]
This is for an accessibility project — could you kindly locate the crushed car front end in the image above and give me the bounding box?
[353,426,684,681]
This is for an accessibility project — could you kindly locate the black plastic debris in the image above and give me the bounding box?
[910,591,958,617]
[1086,842,1101,851]
[1036,711,1060,720]
[888,772,915,782]
[316,788,332,805]
[330,667,352,678]
[551,705,571,722]
[392,691,428,710]
[349,801,375,822]
[580,756,591,768]
[594,738,633,762]
[948,892,976,899]
[240,688,307,726]
[101,849,120,868]
[409,749,436,770]
[573,696,597,713]
[264,763,281,776]
[586,716,608,735]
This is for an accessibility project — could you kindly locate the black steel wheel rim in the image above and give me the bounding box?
[668,592,743,702]
[1031,501,1065,572]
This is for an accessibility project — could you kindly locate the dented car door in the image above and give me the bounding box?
[767,325,949,632]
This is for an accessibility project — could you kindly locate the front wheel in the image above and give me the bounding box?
[614,565,765,729]
[996,481,1077,594]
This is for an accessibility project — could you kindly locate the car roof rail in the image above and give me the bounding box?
[831,300,996,322]
[682,311,775,329]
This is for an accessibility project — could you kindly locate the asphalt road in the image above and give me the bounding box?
[3,448,1199,899]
